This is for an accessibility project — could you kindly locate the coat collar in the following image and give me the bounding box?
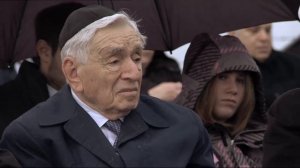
[117,97,170,146]
[63,105,125,167]
[38,85,76,125]
[38,85,170,128]
[135,95,170,128]
[37,85,170,166]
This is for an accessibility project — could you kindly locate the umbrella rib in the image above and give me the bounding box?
[280,0,299,19]
[12,0,28,64]
[153,0,172,52]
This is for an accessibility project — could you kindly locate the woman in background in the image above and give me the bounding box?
[176,33,266,167]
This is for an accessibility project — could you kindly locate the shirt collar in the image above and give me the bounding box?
[47,84,58,97]
[71,89,108,128]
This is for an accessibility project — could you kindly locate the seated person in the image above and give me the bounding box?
[263,88,300,167]
[0,5,214,167]
[0,2,84,135]
[176,33,266,167]
[230,24,300,109]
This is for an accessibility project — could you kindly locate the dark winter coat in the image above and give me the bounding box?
[257,50,300,109]
[0,85,214,167]
[0,61,49,136]
[176,33,266,167]
[263,88,300,167]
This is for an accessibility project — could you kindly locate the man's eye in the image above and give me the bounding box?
[133,53,142,62]
[110,59,119,64]
[134,57,141,63]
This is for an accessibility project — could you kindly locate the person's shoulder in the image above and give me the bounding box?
[5,100,47,127]
[268,88,300,127]
[269,50,300,70]
[272,50,300,61]
[1,91,67,140]
[271,88,300,107]
[0,75,21,96]
[0,76,25,114]
[5,87,66,126]
[0,61,41,98]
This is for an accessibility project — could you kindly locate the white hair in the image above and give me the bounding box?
[61,12,147,63]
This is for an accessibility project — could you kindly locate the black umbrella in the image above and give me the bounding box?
[0,0,299,68]
[0,0,98,68]
[101,0,299,51]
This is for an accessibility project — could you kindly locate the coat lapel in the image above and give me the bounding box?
[118,97,170,146]
[64,106,125,167]
[118,109,148,146]
[38,85,124,167]
[38,86,170,167]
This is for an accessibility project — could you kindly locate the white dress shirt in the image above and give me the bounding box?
[47,84,57,97]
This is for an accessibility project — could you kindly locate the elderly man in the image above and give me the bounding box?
[0,5,213,167]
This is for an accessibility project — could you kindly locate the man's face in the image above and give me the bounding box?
[76,24,143,119]
[231,24,272,63]
[37,39,66,90]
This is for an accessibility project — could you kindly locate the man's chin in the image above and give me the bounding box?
[119,99,139,111]
[114,105,137,118]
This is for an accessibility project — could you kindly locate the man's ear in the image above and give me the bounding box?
[62,57,83,92]
[36,40,52,74]
[36,40,53,64]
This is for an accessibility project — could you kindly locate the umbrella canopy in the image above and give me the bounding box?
[0,0,98,68]
[0,0,299,68]
[102,0,299,51]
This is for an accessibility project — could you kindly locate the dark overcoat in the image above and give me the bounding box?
[263,88,300,167]
[257,50,300,109]
[0,61,48,136]
[0,85,214,167]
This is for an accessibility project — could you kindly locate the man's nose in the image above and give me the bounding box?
[121,58,142,80]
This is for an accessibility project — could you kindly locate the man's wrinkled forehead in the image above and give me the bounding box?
[90,26,144,56]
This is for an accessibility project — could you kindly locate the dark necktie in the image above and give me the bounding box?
[104,119,122,148]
